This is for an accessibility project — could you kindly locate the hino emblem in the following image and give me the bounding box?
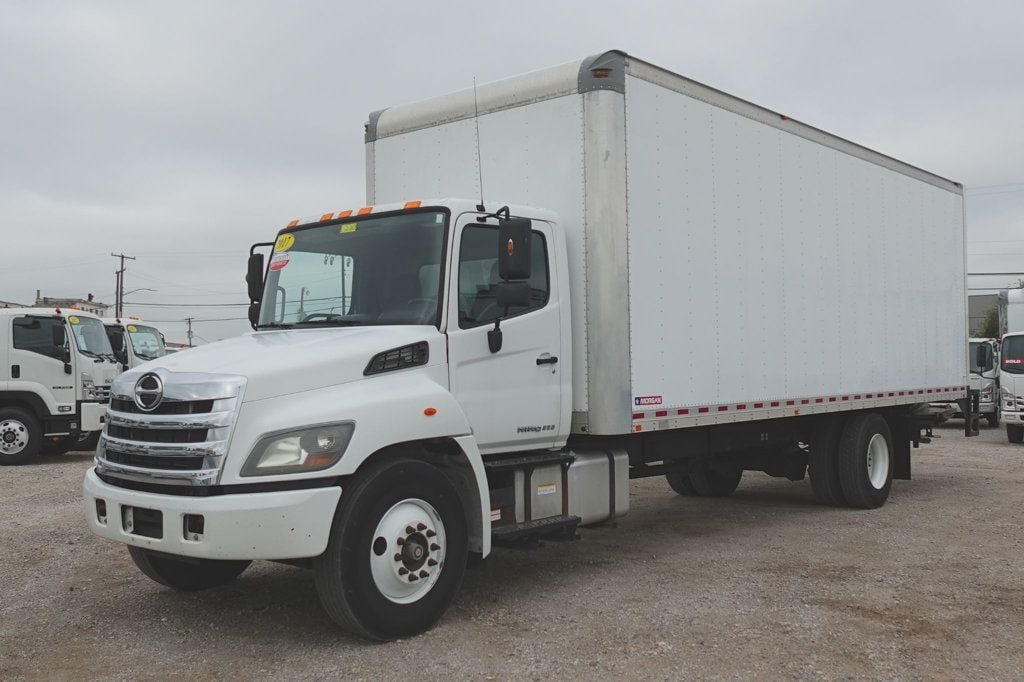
[133,372,163,412]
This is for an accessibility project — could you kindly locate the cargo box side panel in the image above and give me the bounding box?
[624,74,966,416]
[371,95,591,412]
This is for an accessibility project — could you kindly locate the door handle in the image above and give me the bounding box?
[536,356,559,366]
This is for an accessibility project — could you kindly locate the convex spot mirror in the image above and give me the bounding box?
[497,217,532,281]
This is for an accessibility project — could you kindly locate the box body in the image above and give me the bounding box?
[367,51,968,437]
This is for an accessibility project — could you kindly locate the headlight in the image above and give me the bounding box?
[81,375,102,400]
[241,422,354,476]
[981,385,994,400]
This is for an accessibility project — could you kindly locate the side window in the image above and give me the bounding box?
[12,317,66,361]
[458,226,549,328]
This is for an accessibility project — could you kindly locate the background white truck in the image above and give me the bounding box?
[999,289,1024,442]
[1,307,119,464]
[932,337,998,427]
[84,51,970,640]
[103,317,168,369]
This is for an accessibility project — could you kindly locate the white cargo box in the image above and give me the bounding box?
[366,50,968,437]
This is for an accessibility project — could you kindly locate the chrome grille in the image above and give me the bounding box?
[95,370,245,487]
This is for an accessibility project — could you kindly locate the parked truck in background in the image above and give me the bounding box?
[932,338,998,427]
[103,317,168,369]
[998,288,1024,338]
[1,307,119,464]
[83,51,971,640]
[999,289,1024,442]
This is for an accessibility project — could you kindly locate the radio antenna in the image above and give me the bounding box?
[473,76,485,211]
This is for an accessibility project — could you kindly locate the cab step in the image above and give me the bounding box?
[491,514,580,546]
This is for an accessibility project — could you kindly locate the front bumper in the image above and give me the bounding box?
[83,468,341,560]
[1003,411,1022,423]
[930,400,995,416]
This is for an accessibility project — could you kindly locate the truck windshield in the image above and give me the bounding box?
[126,324,166,360]
[259,210,448,328]
[1002,336,1024,374]
[69,315,114,358]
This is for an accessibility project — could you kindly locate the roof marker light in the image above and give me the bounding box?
[338,210,353,218]
[286,219,300,228]
[357,207,373,215]
[319,212,335,222]
[404,200,422,209]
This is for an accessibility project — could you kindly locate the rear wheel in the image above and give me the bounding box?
[0,407,41,465]
[837,413,893,509]
[313,457,468,641]
[689,466,743,497]
[665,469,697,496]
[808,420,846,506]
[128,547,251,591]
[1008,425,1024,444]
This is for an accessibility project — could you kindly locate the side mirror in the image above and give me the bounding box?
[497,217,532,281]
[247,252,265,303]
[496,281,530,308]
[248,302,261,329]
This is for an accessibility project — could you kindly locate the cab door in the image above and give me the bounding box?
[9,315,75,414]
[446,214,564,454]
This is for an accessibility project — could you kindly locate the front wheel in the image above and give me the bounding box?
[1008,425,1024,444]
[689,466,743,497]
[0,407,41,465]
[313,457,468,641]
[128,547,251,591]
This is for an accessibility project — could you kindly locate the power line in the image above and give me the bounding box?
[122,301,249,307]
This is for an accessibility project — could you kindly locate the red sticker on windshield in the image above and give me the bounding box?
[1004,359,1024,364]
[269,254,289,271]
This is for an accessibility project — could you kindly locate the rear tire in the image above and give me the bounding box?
[1008,425,1024,444]
[128,547,250,591]
[0,407,42,465]
[689,467,742,497]
[837,413,893,509]
[313,457,468,641]
[665,469,697,496]
[809,420,846,506]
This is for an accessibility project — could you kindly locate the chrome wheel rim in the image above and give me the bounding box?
[0,419,29,455]
[866,433,890,489]
[369,498,446,604]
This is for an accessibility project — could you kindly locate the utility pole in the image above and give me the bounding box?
[110,252,136,317]
[185,317,194,347]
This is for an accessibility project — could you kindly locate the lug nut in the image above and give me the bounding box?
[427,558,438,567]
[430,543,440,551]
[426,530,436,538]
[396,537,405,546]
[394,553,402,562]
[408,574,419,582]
[398,567,409,576]
[419,570,429,578]
[405,525,416,534]
[417,523,427,531]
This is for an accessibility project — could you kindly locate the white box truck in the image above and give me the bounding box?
[83,51,970,640]
[1,307,120,464]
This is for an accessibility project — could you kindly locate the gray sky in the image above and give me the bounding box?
[2,0,1022,343]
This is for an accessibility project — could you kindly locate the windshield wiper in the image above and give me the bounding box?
[257,322,294,330]
[297,319,363,327]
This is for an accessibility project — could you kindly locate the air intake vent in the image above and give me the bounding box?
[364,342,429,376]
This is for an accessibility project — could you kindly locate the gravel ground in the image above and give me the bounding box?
[2,423,1022,680]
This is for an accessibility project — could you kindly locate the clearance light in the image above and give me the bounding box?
[286,219,300,228]
[404,200,422,209]
[357,206,373,215]
[424,407,437,417]
[338,210,353,218]
[319,212,334,222]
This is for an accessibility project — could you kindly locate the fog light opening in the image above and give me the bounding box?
[95,499,107,525]
[184,514,205,541]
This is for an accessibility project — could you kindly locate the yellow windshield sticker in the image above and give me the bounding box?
[274,233,295,252]
[340,223,357,234]
[126,324,138,332]
[68,316,80,325]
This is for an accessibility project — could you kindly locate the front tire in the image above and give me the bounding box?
[313,457,468,641]
[0,407,41,465]
[837,413,893,509]
[128,547,251,591]
[1008,425,1024,444]
[665,469,697,496]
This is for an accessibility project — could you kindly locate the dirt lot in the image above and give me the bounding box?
[2,424,1022,680]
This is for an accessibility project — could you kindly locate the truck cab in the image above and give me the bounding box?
[1000,332,1024,442]
[1,307,120,464]
[103,317,168,369]
[931,338,999,427]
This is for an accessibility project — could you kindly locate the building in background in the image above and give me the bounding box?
[969,293,999,336]
[34,290,111,316]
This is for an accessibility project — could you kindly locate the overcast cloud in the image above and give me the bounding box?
[2,0,1022,343]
